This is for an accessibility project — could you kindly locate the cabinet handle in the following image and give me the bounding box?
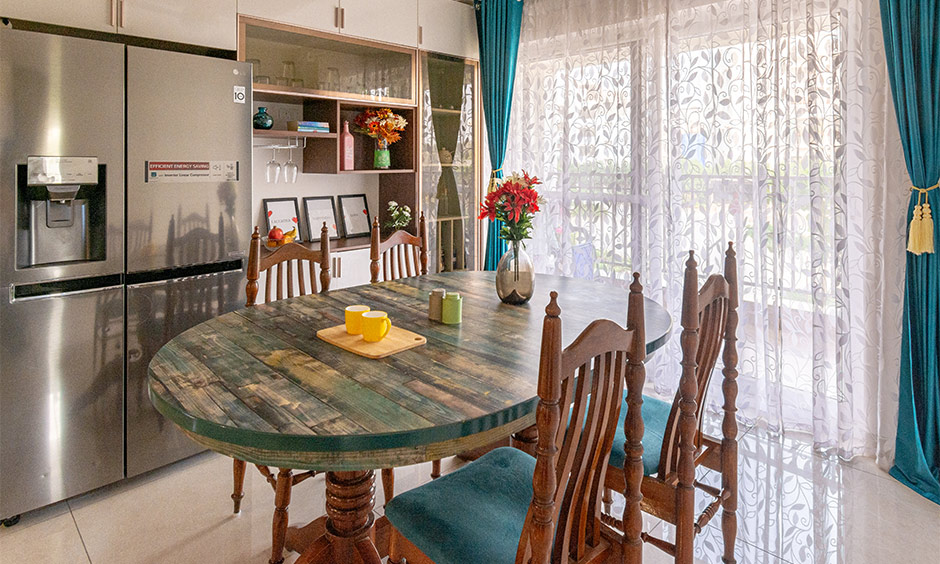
[419,25,423,44]
[109,0,116,26]
[334,6,340,29]
[119,0,125,28]
[340,7,345,29]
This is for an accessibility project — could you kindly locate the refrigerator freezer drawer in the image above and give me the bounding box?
[0,284,124,518]
[125,268,246,477]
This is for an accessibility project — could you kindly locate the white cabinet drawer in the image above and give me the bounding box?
[418,0,478,60]
[120,0,237,50]
[237,0,339,34]
[340,0,417,47]
[331,247,372,290]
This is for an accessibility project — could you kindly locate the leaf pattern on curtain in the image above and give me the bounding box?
[506,0,910,460]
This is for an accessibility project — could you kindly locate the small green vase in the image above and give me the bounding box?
[374,138,391,169]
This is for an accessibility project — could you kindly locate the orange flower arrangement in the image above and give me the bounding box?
[354,108,408,144]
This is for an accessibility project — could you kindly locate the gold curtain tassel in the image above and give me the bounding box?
[486,167,503,194]
[908,182,938,255]
[907,202,924,255]
[920,202,934,254]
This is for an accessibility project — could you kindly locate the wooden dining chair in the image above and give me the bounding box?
[385,281,648,564]
[368,212,437,503]
[369,212,429,283]
[602,244,739,564]
[231,223,331,564]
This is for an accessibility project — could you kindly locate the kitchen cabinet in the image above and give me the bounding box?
[0,0,117,33]
[0,0,236,50]
[236,0,339,34]
[120,0,237,50]
[419,0,478,60]
[340,0,418,47]
[420,52,480,271]
[331,247,373,289]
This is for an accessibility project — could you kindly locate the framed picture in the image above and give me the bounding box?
[302,196,340,241]
[338,194,372,238]
[262,198,302,242]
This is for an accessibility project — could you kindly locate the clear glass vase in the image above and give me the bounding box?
[495,240,535,305]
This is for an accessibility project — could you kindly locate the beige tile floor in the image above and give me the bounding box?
[1,422,938,564]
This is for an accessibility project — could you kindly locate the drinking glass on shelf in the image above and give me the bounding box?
[290,78,304,88]
[281,61,296,79]
[284,146,299,184]
[326,67,340,91]
[266,148,281,184]
[275,77,290,86]
[246,58,261,77]
[255,75,271,84]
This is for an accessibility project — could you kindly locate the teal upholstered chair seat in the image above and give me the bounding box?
[385,447,535,564]
[606,393,672,476]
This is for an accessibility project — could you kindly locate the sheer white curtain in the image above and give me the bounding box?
[505,0,909,462]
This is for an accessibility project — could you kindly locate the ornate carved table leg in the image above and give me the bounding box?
[510,424,538,457]
[326,470,381,564]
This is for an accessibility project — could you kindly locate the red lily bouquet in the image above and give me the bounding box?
[477,171,542,242]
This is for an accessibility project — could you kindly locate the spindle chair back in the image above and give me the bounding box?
[370,212,429,283]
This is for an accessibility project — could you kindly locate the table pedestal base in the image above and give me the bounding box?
[289,470,384,564]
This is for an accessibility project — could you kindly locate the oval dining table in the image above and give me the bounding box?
[148,271,671,564]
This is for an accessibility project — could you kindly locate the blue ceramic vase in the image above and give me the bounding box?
[253,107,274,130]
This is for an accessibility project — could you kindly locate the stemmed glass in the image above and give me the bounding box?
[265,148,281,184]
[284,146,299,184]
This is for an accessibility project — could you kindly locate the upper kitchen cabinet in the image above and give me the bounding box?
[340,0,418,48]
[236,0,339,34]
[418,0,478,60]
[0,0,117,33]
[119,0,237,50]
[0,0,237,50]
[241,17,415,105]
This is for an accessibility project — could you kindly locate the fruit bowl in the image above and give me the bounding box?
[263,235,297,248]
[265,227,298,248]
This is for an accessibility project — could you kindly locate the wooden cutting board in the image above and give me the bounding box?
[316,324,427,359]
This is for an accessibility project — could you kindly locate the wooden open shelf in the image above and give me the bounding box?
[339,168,415,175]
[253,129,337,139]
[254,84,418,110]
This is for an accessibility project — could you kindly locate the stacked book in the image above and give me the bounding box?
[288,120,331,133]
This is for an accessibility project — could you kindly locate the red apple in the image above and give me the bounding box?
[268,227,284,240]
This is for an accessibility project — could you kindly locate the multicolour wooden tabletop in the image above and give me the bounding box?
[148,271,671,471]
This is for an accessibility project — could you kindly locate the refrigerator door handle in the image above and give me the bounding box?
[127,267,245,289]
[12,284,124,303]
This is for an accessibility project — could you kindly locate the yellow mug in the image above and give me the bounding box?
[361,311,392,343]
[345,305,371,335]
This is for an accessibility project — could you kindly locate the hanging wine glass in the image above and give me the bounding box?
[284,145,299,183]
[266,148,281,184]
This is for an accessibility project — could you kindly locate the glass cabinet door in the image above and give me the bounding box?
[242,18,416,105]
[420,53,479,272]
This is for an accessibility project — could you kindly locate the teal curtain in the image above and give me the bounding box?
[880,0,940,504]
[475,0,524,270]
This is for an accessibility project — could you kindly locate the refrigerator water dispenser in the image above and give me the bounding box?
[17,156,107,267]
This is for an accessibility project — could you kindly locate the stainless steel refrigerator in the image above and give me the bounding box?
[0,28,251,519]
